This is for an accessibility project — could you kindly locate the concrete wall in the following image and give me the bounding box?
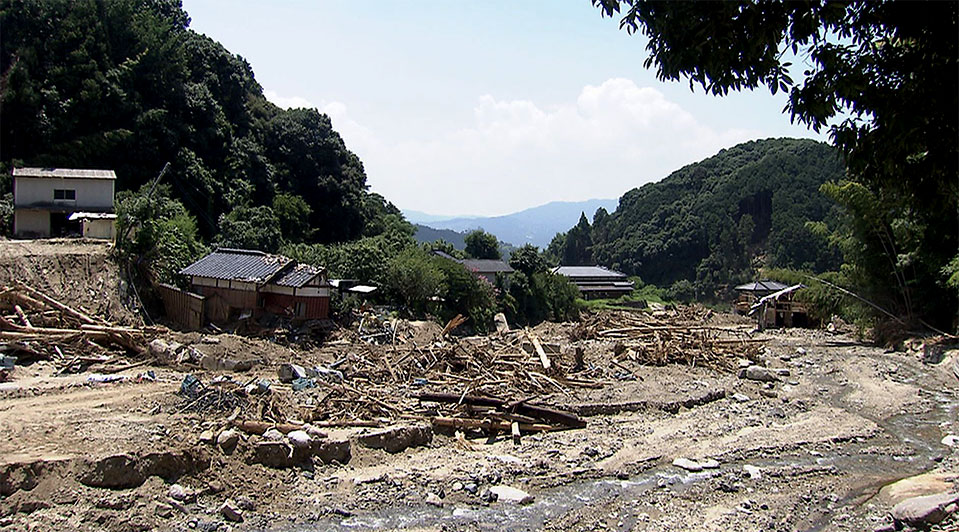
[82,219,116,240]
[13,210,49,237]
[14,177,114,210]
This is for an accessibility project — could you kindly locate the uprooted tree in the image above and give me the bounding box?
[593,0,958,333]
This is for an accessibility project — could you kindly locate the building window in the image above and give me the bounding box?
[54,189,76,200]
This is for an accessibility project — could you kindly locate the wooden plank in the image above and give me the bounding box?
[526,328,550,370]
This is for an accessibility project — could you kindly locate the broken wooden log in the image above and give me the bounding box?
[13,305,31,328]
[14,282,102,325]
[417,392,586,428]
[432,417,558,433]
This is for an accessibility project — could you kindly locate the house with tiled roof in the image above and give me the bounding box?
[552,265,635,300]
[432,251,514,283]
[176,248,330,324]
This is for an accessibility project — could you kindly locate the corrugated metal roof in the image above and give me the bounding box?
[67,212,117,221]
[462,259,514,274]
[553,266,627,279]
[273,263,323,288]
[735,280,789,292]
[13,167,117,180]
[180,248,292,283]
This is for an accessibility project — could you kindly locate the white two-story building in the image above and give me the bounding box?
[13,167,116,238]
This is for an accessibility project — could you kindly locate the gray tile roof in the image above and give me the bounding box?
[180,248,292,283]
[553,266,627,279]
[273,263,323,288]
[462,259,514,274]
[13,167,117,180]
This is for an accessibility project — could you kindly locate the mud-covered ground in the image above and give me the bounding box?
[0,240,957,532]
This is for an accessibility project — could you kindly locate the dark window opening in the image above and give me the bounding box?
[54,189,76,200]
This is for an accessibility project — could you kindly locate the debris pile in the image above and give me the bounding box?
[419,392,586,444]
[0,282,160,374]
[572,310,762,371]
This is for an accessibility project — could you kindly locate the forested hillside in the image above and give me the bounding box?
[550,138,845,298]
[0,0,398,246]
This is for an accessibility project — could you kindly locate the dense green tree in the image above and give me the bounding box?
[593,0,958,328]
[272,193,312,243]
[562,213,594,266]
[421,239,465,260]
[509,244,549,276]
[464,230,501,260]
[386,248,443,315]
[215,205,281,253]
[116,183,207,285]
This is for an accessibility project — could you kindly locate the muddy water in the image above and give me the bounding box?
[292,365,956,531]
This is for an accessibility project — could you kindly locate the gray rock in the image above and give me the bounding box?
[262,428,284,441]
[775,368,791,377]
[891,492,959,526]
[198,430,215,445]
[942,435,959,447]
[425,492,444,507]
[730,393,751,403]
[287,430,312,449]
[168,483,196,503]
[216,429,240,455]
[739,366,781,382]
[277,363,309,383]
[235,496,255,511]
[672,458,703,472]
[220,499,244,522]
[355,424,432,454]
[699,459,720,469]
[464,482,478,495]
[489,485,534,504]
[743,465,762,479]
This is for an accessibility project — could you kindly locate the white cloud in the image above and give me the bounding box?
[271,80,764,216]
[263,89,316,110]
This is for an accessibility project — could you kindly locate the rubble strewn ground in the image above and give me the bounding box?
[0,239,957,532]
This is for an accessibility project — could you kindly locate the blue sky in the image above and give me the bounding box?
[182,0,826,216]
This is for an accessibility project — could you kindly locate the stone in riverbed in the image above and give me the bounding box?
[739,366,781,382]
[672,458,703,472]
[891,492,959,526]
[216,429,239,455]
[489,485,534,504]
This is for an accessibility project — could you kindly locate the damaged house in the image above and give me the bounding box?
[160,248,330,328]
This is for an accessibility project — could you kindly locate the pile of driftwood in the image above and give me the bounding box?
[419,392,586,444]
[574,310,762,371]
[0,282,159,374]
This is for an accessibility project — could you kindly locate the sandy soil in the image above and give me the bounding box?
[0,240,957,532]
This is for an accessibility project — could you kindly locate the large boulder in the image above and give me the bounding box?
[355,424,432,454]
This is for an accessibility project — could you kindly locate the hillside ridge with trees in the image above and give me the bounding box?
[549,138,845,300]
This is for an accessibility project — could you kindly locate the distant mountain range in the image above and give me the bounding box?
[406,198,619,249]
